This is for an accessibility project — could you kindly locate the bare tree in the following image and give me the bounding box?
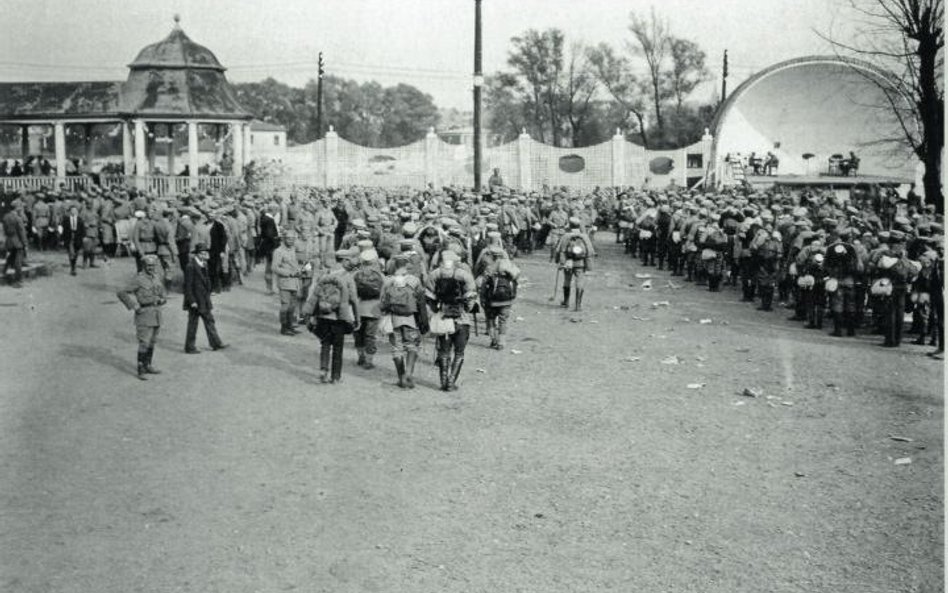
[823,0,944,210]
[628,8,671,137]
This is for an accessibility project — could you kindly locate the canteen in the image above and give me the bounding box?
[870,278,893,296]
[797,274,815,288]
[700,248,717,261]
[825,278,838,293]
[639,230,653,240]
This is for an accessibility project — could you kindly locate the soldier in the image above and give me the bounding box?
[273,229,302,336]
[304,249,361,384]
[154,208,177,287]
[117,254,167,381]
[314,197,338,264]
[379,254,427,388]
[546,201,568,262]
[352,249,385,369]
[129,209,155,272]
[752,229,783,311]
[426,250,477,391]
[80,198,102,269]
[32,196,50,251]
[825,228,862,336]
[875,231,918,347]
[174,211,193,273]
[2,199,28,288]
[477,236,520,350]
[554,217,595,311]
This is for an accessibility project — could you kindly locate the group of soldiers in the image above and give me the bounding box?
[1,177,942,386]
[613,184,944,355]
[0,181,598,388]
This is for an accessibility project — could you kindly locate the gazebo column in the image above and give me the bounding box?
[231,121,243,178]
[188,121,199,187]
[243,123,252,165]
[20,125,29,161]
[167,124,176,176]
[53,121,66,180]
[133,119,146,188]
[122,122,133,177]
[84,124,95,171]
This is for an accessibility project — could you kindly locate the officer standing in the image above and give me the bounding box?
[117,254,167,381]
[273,229,302,336]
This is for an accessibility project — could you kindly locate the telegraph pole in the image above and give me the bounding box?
[473,0,483,192]
[721,49,728,103]
[316,52,325,139]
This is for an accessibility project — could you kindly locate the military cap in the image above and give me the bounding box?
[192,243,209,253]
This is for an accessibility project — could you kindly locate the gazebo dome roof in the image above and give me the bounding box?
[128,19,225,72]
[120,18,251,119]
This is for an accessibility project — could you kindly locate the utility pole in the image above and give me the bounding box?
[316,52,325,139]
[473,0,483,192]
[721,49,728,103]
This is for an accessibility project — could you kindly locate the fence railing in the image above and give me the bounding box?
[0,175,242,196]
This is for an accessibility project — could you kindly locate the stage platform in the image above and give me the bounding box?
[744,174,914,188]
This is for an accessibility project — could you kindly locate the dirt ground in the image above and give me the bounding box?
[0,234,942,593]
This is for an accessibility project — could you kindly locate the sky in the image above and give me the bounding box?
[0,0,860,111]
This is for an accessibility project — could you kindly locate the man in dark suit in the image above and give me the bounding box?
[208,211,229,293]
[183,243,228,354]
[258,205,280,294]
[3,199,28,288]
[60,204,85,276]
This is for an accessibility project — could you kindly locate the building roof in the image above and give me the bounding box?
[250,120,286,132]
[0,21,250,121]
[0,81,123,120]
[128,26,226,72]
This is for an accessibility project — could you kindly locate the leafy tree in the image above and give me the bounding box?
[665,37,711,114]
[587,43,651,147]
[628,8,672,137]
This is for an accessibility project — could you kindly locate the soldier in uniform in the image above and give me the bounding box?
[554,217,595,311]
[80,198,101,269]
[825,228,862,336]
[154,209,177,287]
[273,229,302,336]
[426,250,477,391]
[2,199,28,288]
[117,254,167,380]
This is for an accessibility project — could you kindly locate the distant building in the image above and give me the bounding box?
[249,120,287,157]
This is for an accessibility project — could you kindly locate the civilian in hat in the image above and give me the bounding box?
[183,243,227,354]
[61,203,85,276]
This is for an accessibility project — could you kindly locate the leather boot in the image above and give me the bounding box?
[561,286,570,308]
[438,356,451,391]
[574,289,583,312]
[832,314,843,337]
[319,347,331,383]
[356,348,366,368]
[137,350,148,381]
[145,347,161,374]
[280,311,296,336]
[405,351,418,389]
[448,356,464,391]
[394,356,407,388]
[363,353,374,370]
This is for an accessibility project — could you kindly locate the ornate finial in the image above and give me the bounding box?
[173,14,181,28]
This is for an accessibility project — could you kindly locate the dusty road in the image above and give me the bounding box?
[0,235,942,593]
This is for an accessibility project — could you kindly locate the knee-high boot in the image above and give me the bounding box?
[394,355,406,388]
[832,312,843,336]
[136,348,148,381]
[448,356,464,391]
[405,351,417,389]
[437,355,451,391]
[574,289,584,312]
[561,285,570,308]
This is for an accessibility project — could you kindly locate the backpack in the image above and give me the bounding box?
[354,267,384,299]
[565,235,587,260]
[435,269,466,318]
[487,272,516,302]
[315,275,344,315]
[383,278,417,316]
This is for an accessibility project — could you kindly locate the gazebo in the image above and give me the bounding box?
[0,16,253,195]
